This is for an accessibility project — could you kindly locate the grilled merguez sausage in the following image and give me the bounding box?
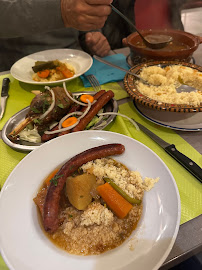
[92,89,106,100]
[43,143,125,233]
[72,90,114,132]
[41,124,59,142]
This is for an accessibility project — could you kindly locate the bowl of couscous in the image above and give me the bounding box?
[123,60,202,113]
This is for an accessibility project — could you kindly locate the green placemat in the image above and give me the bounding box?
[0,258,8,270]
[0,75,202,269]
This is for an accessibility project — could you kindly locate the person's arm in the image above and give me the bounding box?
[0,0,112,38]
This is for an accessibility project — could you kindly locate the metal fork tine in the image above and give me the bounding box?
[85,75,101,92]
[86,75,94,89]
[91,75,101,91]
[86,75,99,91]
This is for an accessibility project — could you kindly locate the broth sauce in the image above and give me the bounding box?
[133,38,190,51]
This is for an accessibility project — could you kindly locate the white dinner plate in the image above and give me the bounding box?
[10,49,93,85]
[0,130,181,270]
[134,101,202,131]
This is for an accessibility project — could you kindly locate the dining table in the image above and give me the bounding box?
[0,45,202,270]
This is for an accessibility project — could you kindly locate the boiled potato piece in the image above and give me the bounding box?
[66,174,96,210]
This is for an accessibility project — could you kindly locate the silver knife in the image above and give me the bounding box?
[0,78,10,120]
[136,121,202,183]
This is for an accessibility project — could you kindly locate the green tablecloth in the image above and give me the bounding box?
[0,74,202,269]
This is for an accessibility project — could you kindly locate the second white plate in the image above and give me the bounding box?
[10,49,93,85]
[134,101,202,131]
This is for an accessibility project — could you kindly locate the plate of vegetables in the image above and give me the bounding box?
[0,130,181,270]
[10,49,93,85]
[2,84,119,151]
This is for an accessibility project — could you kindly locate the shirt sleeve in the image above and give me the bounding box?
[0,0,64,38]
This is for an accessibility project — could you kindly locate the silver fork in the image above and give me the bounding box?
[85,74,101,92]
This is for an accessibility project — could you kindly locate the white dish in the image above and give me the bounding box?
[10,49,93,85]
[0,130,181,270]
[134,101,202,131]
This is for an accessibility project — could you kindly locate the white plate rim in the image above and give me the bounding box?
[134,101,202,131]
[0,130,181,270]
[10,48,93,85]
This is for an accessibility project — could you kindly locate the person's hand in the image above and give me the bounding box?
[85,32,111,57]
[122,38,128,47]
[61,0,112,31]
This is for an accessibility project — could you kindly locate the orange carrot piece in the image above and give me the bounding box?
[56,66,74,78]
[80,94,94,104]
[44,168,59,186]
[97,183,133,219]
[37,69,50,78]
[62,116,78,128]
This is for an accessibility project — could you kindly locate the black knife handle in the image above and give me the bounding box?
[165,144,202,183]
[1,78,10,97]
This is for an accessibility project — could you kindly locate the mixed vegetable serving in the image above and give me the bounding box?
[32,60,75,82]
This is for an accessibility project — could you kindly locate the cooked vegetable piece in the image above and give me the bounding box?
[178,76,184,84]
[62,116,78,128]
[66,174,96,210]
[32,61,57,73]
[45,168,59,186]
[19,126,41,143]
[35,61,46,65]
[97,183,133,219]
[37,69,50,78]
[104,178,141,205]
[80,94,94,104]
[85,116,99,129]
[56,66,74,78]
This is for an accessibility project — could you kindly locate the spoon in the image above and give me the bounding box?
[110,4,173,49]
[93,55,198,93]
[175,84,198,93]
